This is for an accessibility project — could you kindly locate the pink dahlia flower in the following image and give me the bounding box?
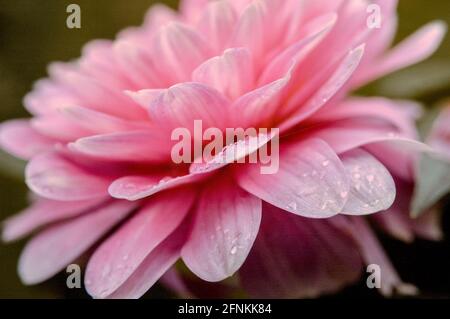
[0,0,446,298]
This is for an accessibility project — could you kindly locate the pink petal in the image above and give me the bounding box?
[231,0,293,65]
[85,190,195,299]
[0,120,53,159]
[109,173,208,201]
[258,12,337,85]
[31,115,92,142]
[2,197,105,242]
[192,48,254,100]
[310,119,433,155]
[48,62,147,120]
[181,179,261,282]
[150,22,212,84]
[180,0,209,24]
[148,82,230,131]
[143,4,178,29]
[230,0,267,62]
[18,200,135,285]
[79,40,132,91]
[236,138,349,218]
[106,221,189,299]
[239,203,362,298]
[356,21,447,84]
[312,97,421,139]
[231,67,291,128]
[124,89,164,110]
[371,177,415,242]
[340,149,396,215]
[69,130,172,163]
[23,79,80,116]
[373,211,414,243]
[189,131,275,174]
[26,152,110,201]
[412,208,443,241]
[159,268,193,298]
[195,0,238,53]
[58,105,150,134]
[113,40,162,88]
[280,44,365,131]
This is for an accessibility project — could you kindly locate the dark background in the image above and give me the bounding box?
[0,0,449,298]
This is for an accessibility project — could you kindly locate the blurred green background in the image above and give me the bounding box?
[0,0,449,298]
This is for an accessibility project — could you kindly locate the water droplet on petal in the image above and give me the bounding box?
[158,176,172,184]
[287,202,297,211]
[230,246,238,255]
[340,191,348,198]
[322,160,330,167]
[124,183,135,190]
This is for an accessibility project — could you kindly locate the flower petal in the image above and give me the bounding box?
[150,22,212,84]
[239,203,362,298]
[196,0,238,53]
[148,82,230,130]
[340,149,396,215]
[85,190,195,299]
[237,138,349,218]
[58,105,150,134]
[0,120,53,159]
[181,179,261,282]
[356,21,447,84]
[26,152,110,201]
[189,131,275,174]
[18,200,135,285]
[2,197,105,242]
[69,130,172,163]
[106,220,189,299]
[192,48,254,100]
[280,44,365,131]
[109,173,208,201]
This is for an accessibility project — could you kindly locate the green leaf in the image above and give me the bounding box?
[411,153,450,217]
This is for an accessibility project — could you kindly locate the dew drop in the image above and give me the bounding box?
[123,183,135,190]
[322,160,330,167]
[230,246,238,255]
[287,202,297,211]
[159,176,172,184]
